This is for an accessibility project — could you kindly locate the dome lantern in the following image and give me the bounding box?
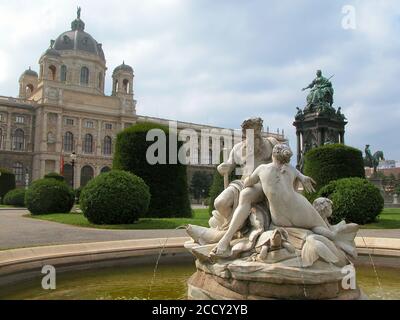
[71,6,85,31]
[112,61,134,96]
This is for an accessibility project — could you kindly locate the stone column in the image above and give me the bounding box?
[77,118,82,153]
[6,111,12,150]
[97,121,102,156]
[55,158,60,175]
[56,113,62,152]
[75,162,81,188]
[40,159,45,178]
[41,111,48,152]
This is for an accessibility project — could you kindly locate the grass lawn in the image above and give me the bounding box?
[27,208,400,230]
[360,208,400,229]
[28,208,210,230]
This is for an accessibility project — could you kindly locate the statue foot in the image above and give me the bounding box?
[210,242,232,258]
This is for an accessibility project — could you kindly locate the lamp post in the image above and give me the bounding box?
[25,168,29,190]
[70,152,77,189]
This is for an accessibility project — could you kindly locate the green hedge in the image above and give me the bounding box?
[25,179,75,215]
[318,177,384,224]
[0,168,16,204]
[303,144,365,198]
[74,187,82,204]
[80,170,150,224]
[113,122,192,218]
[3,188,26,207]
[44,172,65,182]
[208,168,225,215]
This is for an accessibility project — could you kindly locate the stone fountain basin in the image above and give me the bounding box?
[0,236,398,299]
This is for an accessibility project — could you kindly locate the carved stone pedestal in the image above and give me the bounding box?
[187,259,362,300]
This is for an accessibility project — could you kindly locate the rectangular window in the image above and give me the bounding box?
[105,123,112,130]
[85,121,94,128]
[66,118,74,126]
[16,116,24,124]
[0,114,3,122]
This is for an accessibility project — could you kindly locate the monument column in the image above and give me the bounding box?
[340,131,345,144]
[296,131,301,165]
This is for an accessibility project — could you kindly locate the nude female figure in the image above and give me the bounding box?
[211,143,318,257]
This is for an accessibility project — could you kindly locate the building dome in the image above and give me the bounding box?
[43,47,61,58]
[52,10,105,61]
[113,61,133,74]
[22,67,38,77]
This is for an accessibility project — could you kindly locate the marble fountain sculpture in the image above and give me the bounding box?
[185,118,361,300]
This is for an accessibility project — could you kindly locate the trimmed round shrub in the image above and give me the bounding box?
[113,122,192,218]
[3,188,26,207]
[80,170,150,224]
[304,144,365,192]
[44,172,65,182]
[25,179,75,215]
[0,168,16,204]
[318,177,384,225]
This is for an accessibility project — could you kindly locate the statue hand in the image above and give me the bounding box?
[217,163,232,176]
[301,175,316,193]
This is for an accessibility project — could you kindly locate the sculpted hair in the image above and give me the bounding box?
[313,197,333,219]
[241,117,263,131]
[272,144,292,163]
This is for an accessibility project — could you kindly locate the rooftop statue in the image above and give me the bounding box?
[77,6,81,19]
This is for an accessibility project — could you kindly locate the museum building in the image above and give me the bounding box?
[0,12,284,188]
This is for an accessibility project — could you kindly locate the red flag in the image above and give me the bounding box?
[60,155,64,175]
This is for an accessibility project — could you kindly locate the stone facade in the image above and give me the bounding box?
[0,12,285,188]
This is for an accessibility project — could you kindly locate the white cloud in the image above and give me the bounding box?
[0,0,399,160]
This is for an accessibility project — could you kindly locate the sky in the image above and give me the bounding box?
[0,0,399,160]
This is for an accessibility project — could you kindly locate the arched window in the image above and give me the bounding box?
[60,65,67,82]
[25,84,34,96]
[114,79,119,93]
[123,79,129,93]
[13,129,25,151]
[100,166,111,174]
[80,67,89,85]
[48,65,56,80]
[13,162,24,182]
[63,164,73,187]
[80,165,94,187]
[83,133,93,153]
[64,131,74,152]
[103,136,112,155]
[98,72,103,89]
